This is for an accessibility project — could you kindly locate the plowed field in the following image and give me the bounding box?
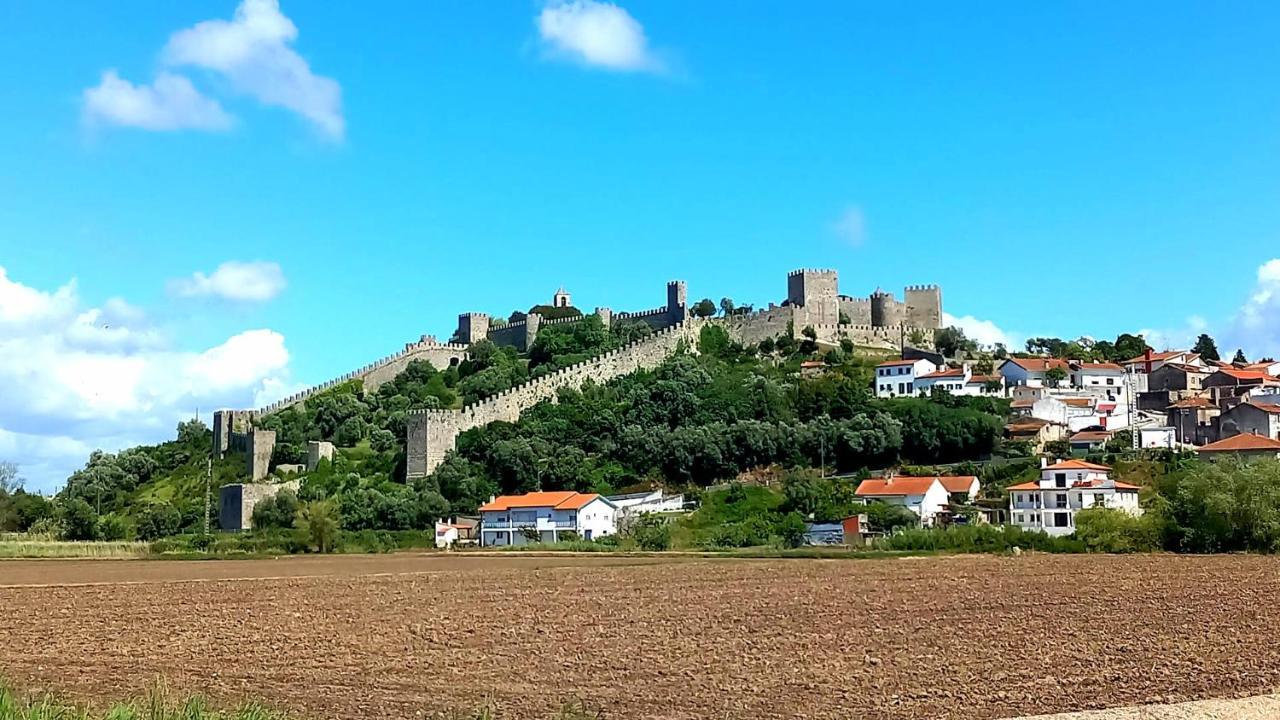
[2,553,1279,719]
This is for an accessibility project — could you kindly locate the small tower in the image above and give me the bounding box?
[553,287,572,308]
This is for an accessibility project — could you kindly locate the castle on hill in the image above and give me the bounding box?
[214,268,942,483]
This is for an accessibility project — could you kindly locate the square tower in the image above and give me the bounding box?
[456,313,490,344]
[786,269,840,326]
[904,285,942,329]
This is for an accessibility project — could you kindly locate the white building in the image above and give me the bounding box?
[478,491,619,546]
[607,489,685,516]
[855,475,978,526]
[1122,350,1203,374]
[999,357,1071,388]
[1070,362,1126,394]
[1006,460,1141,537]
[874,358,938,398]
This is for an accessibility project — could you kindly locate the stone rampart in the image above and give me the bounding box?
[406,321,701,479]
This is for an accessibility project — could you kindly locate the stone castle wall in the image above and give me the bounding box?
[406,321,702,479]
[219,479,300,531]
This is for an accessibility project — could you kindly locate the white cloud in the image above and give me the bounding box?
[0,266,293,492]
[943,312,1021,350]
[832,206,867,247]
[537,0,663,73]
[169,260,286,302]
[81,0,341,139]
[1222,258,1280,359]
[82,70,234,131]
[164,0,344,139]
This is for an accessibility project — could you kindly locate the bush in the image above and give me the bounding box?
[627,514,671,551]
[1073,508,1159,553]
[775,512,808,548]
[252,489,301,530]
[96,513,131,541]
[60,498,99,541]
[295,500,341,553]
[864,502,918,532]
[877,524,1086,554]
[136,502,183,540]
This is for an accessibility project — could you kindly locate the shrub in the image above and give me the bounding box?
[877,524,1086,554]
[136,502,183,541]
[775,512,808,548]
[96,513,131,541]
[252,489,301,530]
[295,500,341,553]
[1074,508,1160,553]
[627,514,671,551]
[864,502,918,533]
[60,498,99,541]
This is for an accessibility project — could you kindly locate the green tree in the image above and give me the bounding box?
[60,497,99,541]
[1234,348,1248,364]
[252,489,302,529]
[1112,333,1151,362]
[1074,507,1159,553]
[627,513,671,550]
[96,513,131,541]
[719,297,735,316]
[698,324,732,357]
[864,502,918,532]
[1192,334,1220,362]
[1044,366,1067,388]
[691,298,717,318]
[295,500,341,553]
[775,511,808,548]
[935,326,976,357]
[135,503,183,540]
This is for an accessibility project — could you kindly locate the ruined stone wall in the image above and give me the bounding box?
[212,410,254,458]
[904,284,943,329]
[306,440,334,471]
[218,479,300,531]
[839,296,873,325]
[720,305,795,345]
[406,321,701,479]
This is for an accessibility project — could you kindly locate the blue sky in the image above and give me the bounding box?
[3,0,1280,489]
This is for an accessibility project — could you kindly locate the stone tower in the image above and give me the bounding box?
[870,289,904,328]
[456,312,490,344]
[666,280,687,323]
[904,285,942,329]
[786,269,840,326]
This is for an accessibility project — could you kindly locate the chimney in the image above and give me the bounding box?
[1040,457,1048,469]
[1145,349,1153,375]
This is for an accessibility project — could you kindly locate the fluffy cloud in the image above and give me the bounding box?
[943,312,1021,350]
[164,0,344,139]
[81,0,342,139]
[832,206,867,247]
[169,260,286,302]
[0,266,293,492]
[1222,259,1280,359]
[82,70,234,131]
[537,0,663,73]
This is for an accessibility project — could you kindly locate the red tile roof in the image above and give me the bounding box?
[1006,357,1070,373]
[1162,362,1210,374]
[1123,350,1189,364]
[1245,401,1280,414]
[855,477,939,497]
[1212,368,1275,382]
[1010,398,1036,408]
[1070,431,1111,443]
[479,491,604,512]
[1060,397,1094,408]
[1196,433,1280,453]
[1167,397,1214,409]
[934,476,978,494]
[919,368,966,379]
[1074,362,1125,372]
[967,374,1001,384]
[1043,459,1111,471]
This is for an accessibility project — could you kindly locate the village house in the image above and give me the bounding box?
[1004,417,1068,451]
[1068,430,1111,453]
[874,357,938,398]
[854,476,950,526]
[1006,459,1141,537]
[478,491,619,546]
[1137,426,1177,449]
[999,357,1071,388]
[1166,396,1220,445]
[607,489,686,516]
[1122,350,1203,374]
[967,374,1005,395]
[1202,368,1280,403]
[1069,362,1126,393]
[434,518,478,548]
[1215,400,1280,441]
[914,366,969,394]
[1195,433,1280,462]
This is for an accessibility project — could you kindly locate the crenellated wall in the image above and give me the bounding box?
[406,321,702,479]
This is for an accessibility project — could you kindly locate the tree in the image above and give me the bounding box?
[1234,348,1248,364]
[691,298,717,318]
[719,297,735,316]
[295,500,341,553]
[136,503,183,540]
[0,462,21,496]
[907,329,927,347]
[1044,366,1067,388]
[1192,334,1220,362]
[96,514,131,541]
[935,326,976,358]
[252,489,301,529]
[60,498,99,541]
[1112,333,1151,362]
[627,513,671,550]
[775,512,808,548]
[864,502,918,532]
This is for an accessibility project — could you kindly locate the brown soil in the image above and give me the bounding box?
[2,553,1279,719]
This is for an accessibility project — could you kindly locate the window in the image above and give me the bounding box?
[1106,378,1114,386]
[1054,493,1068,509]
[1053,513,1070,528]
[898,382,906,394]
[1094,493,1106,507]
[1054,473,1066,488]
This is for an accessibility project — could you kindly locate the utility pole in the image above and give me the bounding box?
[203,458,212,535]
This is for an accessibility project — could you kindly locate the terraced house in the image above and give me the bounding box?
[1006,459,1141,537]
[478,491,619,546]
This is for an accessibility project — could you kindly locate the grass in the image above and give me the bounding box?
[0,540,150,559]
[0,684,600,720]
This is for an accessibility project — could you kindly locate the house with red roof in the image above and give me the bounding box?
[998,357,1071,388]
[1121,350,1204,374]
[478,491,619,546]
[1006,459,1141,537]
[1196,433,1280,462]
[855,476,950,526]
[1216,400,1280,442]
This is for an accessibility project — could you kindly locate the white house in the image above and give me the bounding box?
[478,491,619,546]
[1122,350,1203,374]
[999,357,1071,388]
[1006,459,1141,537]
[854,476,973,526]
[607,489,686,516]
[1069,362,1127,395]
[914,366,969,395]
[874,358,938,398]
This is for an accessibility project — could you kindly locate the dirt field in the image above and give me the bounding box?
[3,553,1280,720]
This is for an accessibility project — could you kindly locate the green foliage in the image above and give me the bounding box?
[96,513,132,541]
[251,489,301,530]
[295,500,341,553]
[877,524,1086,553]
[1044,366,1067,387]
[691,298,717,318]
[698,323,732,357]
[1073,507,1160,553]
[1192,333,1220,362]
[780,468,860,522]
[627,513,672,550]
[775,511,808,548]
[1154,458,1280,552]
[863,501,918,532]
[60,497,99,541]
[934,326,977,357]
[1234,348,1248,364]
[0,682,288,720]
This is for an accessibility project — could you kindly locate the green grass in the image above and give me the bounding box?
[0,540,150,559]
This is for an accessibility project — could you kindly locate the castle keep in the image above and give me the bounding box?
[213,268,941,484]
